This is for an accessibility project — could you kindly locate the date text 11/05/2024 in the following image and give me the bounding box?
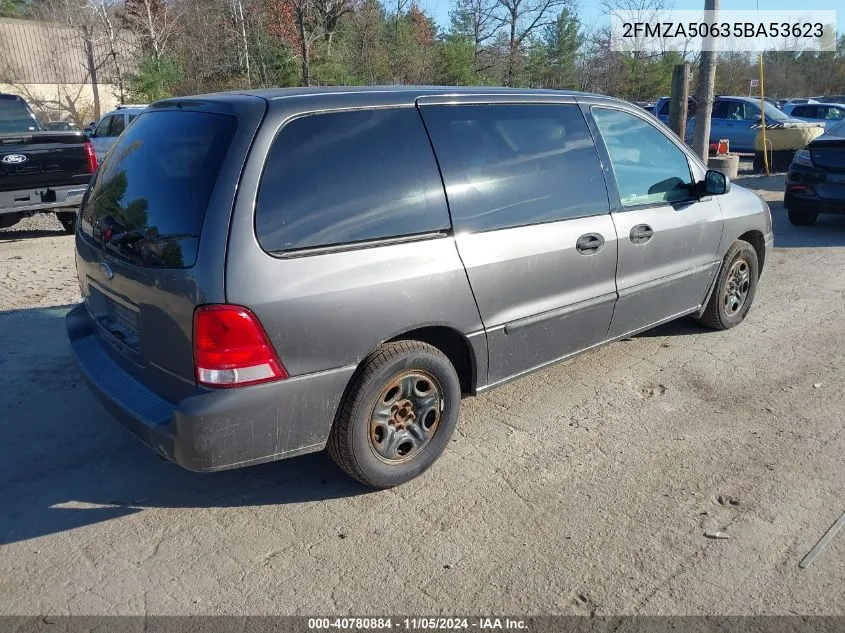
[307,618,528,630]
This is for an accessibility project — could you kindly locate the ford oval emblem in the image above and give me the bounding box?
[2,154,28,164]
[99,262,114,280]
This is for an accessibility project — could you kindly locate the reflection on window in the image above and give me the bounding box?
[256,109,450,252]
[422,104,609,232]
[592,108,693,208]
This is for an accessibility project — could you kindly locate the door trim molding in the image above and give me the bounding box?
[503,292,618,335]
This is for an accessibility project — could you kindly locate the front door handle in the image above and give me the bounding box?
[576,233,604,255]
[630,224,654,245]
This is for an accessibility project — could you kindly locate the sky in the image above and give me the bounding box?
[418,0,844,35]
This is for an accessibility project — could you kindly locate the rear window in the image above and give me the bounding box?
[255,108,450,253]
[0,96,41,133]
[80,110,237,268]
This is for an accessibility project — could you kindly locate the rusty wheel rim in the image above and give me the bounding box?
[369,370,443,464]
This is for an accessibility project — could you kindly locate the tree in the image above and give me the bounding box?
[126,53,182,100]
[494,0,571,86]
[1,0,28,17]
[449,0,498,75]
[543,7,581,89]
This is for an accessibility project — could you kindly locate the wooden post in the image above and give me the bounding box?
[692,0,719,162]
[668,63,691,140]
[758,53,770,176]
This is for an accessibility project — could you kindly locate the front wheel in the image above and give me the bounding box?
[56,211,77,234]
[696,239,759,331]
[788,207,818,226]
[327,341,461,488]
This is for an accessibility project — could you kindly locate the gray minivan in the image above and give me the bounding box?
[67,87,774,488]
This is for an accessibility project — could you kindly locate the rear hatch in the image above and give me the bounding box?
[0,132,91,191]
[74,96,267,402]
[808,139,845,200]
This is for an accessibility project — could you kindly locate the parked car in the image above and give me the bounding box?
[779,98,819,108]
[652,96,698,124]
[0,93,98,232]
[818,96,845,104]
[782,102,845,129]
[46,121,80,131]
[785,119,845,225]
[88,104,148,160]
[686,96,811,153]
[66,87,773,488]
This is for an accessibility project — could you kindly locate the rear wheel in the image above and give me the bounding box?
[788,207,818,226]
[327,341,461,488]
[696,239,759,331]
[56,211,77,234]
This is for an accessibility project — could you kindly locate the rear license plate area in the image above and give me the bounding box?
[85,281,140,352]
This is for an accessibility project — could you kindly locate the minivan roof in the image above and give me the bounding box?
[151,86,630,109]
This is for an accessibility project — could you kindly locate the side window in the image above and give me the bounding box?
[110,114,126,136]
[793,105,810,117]
[740,103,760,121]
[255,108,449,253]
[94,116,111,137]
[711,101,730,119]
[659,100,670,116]
[592,107,694,208]
[128,114,138,125]
[420,104,609,233]
[825,107,842,121]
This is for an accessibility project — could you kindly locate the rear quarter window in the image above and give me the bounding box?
[255,108,450,253]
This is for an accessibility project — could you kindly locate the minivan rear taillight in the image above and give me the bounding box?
[193,305,288,388]
[84,140,98,174]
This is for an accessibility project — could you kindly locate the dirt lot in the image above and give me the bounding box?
[1,174,845,616]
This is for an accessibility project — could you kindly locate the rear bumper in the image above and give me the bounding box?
[0,184,87,214]
[66,303,355,471]
[784,190,845,214]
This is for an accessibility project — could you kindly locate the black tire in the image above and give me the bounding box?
[696,239,759,331]
[56,212,77,234]
[327,341,461,488]
[788,207,818,226]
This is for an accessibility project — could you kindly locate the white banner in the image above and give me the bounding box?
[610,10,837,53]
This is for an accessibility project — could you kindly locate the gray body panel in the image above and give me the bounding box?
[454,217,617,385]
[66,86,774,472]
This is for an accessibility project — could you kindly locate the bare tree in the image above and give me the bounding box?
[31,0,113,119]
[90,0,128,103]
[450,0,499,73]
[122,0,181,60]
[494,0,571,86]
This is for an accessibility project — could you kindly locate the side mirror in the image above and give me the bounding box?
[703,169,730,195]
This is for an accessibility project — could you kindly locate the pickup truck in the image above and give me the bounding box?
[1,93,98,233]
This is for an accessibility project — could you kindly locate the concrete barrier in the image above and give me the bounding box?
[708,154,740,179]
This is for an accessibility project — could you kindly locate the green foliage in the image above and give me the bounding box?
[0,0,27,17]
[438,36,478,86]
[543,8,581,89]
[126,55,184,102]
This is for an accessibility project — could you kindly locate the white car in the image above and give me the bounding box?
[88,104,148,161]
[781,102,845,129]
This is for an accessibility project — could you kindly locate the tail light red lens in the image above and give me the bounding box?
[84,140,98,174]
[193,305,288,388]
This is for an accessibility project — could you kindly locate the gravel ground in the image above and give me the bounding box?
[2,178,845,617]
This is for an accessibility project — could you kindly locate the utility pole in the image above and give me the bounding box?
[692,0,719,162]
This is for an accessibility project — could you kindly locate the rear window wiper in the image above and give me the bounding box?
[108,230,198,247]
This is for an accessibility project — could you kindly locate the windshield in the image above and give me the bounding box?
[0,96,42,133]
[79,110,237,268]
[763,101,789,121]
